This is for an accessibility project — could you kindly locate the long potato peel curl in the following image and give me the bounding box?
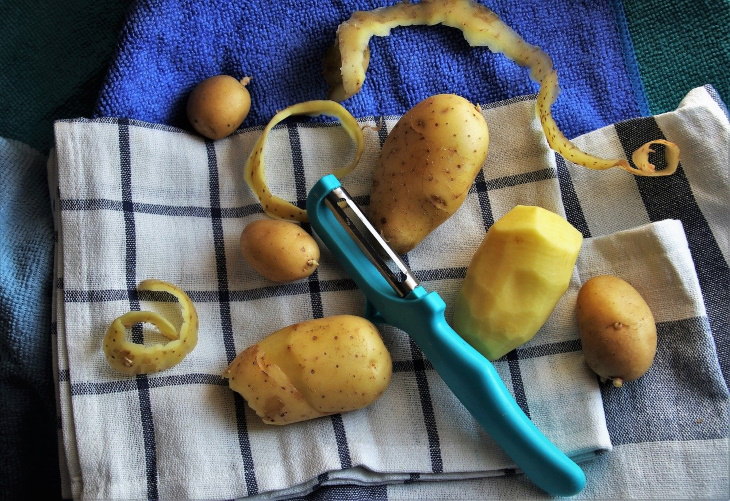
[244,100,365,222]
[325,0,679,176]
[103,279,199,375]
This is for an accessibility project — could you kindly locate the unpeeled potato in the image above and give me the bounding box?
[240,219,320,283]
[224,315,392,425]
[369,93,489,254]
[186,75,251,140]
[576,275,657,387]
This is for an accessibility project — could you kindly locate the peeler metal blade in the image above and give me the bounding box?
[322,185,418,297]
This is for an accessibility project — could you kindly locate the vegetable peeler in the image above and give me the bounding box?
[306,174,586,497]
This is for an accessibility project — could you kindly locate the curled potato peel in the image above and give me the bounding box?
[244,100,365,222]
[630,140,681,176]
[103,279,199,375]
[326,0,679,176]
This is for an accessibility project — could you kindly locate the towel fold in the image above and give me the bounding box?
[50,85,729,499]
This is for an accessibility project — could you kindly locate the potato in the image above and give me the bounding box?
[576,275,657,387]
[186,75,251,140]
[369,93,489,254]
[223,315,392,425]
[453,205,583,360]
[240,219,320,283]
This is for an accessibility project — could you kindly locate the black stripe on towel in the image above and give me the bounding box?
[60,196,262,219]
[405,472,421,484]
[614,117,730,384]
[396,249,443,474]
[505,351,531,419]
[118,119,159,501]
[554,154,591,238]
[286,122,323,321]
[376,115,389,145]
[472,170,495,231]
[288,122,353,470]
[409,339,443,473]
[71,373,228,395]
[205,141,259,495]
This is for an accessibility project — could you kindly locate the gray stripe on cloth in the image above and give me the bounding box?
[477,167,556,193]
[71,373,228,396]
[471,170,494,231]
[554,154,591,238]
[288,481,388,501]
[61,197,262,218]
[408,336,444,474]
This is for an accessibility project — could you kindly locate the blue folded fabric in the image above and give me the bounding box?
[96,0,647,138]
[0,137,59,498]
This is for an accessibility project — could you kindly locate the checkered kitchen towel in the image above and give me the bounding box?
[50,85,728,500]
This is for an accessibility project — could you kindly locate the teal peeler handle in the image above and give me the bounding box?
[375,291,586,497]
[307,175,586,497]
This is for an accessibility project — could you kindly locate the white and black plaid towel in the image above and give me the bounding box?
[49,86,728,500]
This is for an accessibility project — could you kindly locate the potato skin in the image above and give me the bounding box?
[224,315,392,425]
[576,275,657,387]
[369,94,489,254]
[240,219,320,283]
[186,75,251,140]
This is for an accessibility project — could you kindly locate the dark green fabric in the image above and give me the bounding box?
[623,0,730,114]
[0,1,130,152]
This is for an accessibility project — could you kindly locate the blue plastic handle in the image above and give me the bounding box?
[307,175,586,497]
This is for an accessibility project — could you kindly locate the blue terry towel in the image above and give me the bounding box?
[95,0,646,138]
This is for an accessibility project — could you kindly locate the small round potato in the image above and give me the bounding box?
[576,275,657,387]
[186,75,251,140]
[240,219,320,283]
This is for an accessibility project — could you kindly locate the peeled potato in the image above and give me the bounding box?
[453,205,582,360]
[224,315,392,425]
[240,219,320,283]
[576,275,657,387]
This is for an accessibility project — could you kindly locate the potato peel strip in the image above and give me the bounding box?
[244,100,365,222]
[326,0,679,176]
[103,279,199,375]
